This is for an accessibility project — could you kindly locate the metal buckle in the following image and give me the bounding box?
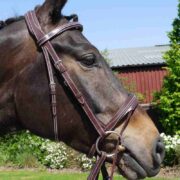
[95,131,121,158]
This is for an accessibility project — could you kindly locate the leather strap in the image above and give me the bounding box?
[89,107,136,180]
[88,153,107,180]
[38,22,83,46]
[26,11,106,137]
[105,94,138,132]
[25,10,139,180]
[101,163,110,180]
[26,11,59,141]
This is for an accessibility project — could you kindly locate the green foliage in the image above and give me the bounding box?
[41,141,69,169]
[175,145,180,164]
[0,131,94,170]
[168,0,180,44]
[118,76,145,102]
[101,49,112,65]
[16,153,41,168]
[76,154,95,171]
[153,0,180,135]
[0,131,46,167]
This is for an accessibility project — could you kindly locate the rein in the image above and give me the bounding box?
[25,11,138,180]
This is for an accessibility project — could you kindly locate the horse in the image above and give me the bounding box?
[0,0,165,179]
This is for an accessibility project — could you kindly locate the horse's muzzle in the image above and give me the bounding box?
[117,136,165,179]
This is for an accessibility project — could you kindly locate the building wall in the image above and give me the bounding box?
[115,66,167,103]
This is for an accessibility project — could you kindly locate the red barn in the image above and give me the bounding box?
[108,45,169,105]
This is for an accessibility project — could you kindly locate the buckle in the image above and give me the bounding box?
[95,131,121,158]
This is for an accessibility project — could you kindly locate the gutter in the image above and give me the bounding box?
[111,63,166,70]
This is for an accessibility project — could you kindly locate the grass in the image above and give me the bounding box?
[0,171,88,180]
[0,170,178,180]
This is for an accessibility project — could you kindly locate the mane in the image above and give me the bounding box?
[0,16,24,30]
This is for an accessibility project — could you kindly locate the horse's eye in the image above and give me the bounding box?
[80,54,96,67]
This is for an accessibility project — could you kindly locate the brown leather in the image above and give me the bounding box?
[25,10,139,180]
[88,152,107,180]
[38,22,83,46]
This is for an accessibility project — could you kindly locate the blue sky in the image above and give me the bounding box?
[0,0,178,50]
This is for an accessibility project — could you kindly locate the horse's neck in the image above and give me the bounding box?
[0,20,37,84]
[0,19,23,42]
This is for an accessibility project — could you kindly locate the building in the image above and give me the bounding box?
[108,45,169,105]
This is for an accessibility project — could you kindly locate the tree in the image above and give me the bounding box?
[154,0,180,135]
[101,49,112,65]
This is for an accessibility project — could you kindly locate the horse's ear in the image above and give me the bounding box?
[50,0,68,23]
[37,0,68,24]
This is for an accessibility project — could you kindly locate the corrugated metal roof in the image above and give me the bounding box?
[108,45,170,68]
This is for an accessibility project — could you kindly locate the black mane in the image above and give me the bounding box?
[0,16,24,30]
[0,14,78,30]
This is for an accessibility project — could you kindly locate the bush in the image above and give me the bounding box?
[0,131,94,171]
[76,154,95,171]
[2,131,180,170]
[161,133,180,166]
[153,1,180,135]
[175,145,180,165]
[0,131,45,167]
[118,76,145,102]
[16,153,41,168]
[41,141,69,169]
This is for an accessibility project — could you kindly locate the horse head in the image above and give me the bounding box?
[0,0,165,179]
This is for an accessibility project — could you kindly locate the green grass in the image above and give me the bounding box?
[0,171,88,180]
[0,170,178,180]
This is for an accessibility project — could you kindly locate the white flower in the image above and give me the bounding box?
[161,133,180,152]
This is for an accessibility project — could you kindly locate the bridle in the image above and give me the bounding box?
[25,11,138,180]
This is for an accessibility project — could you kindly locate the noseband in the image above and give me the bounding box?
[25,11,138,180]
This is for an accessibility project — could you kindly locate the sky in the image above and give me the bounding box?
[0,0,178,50]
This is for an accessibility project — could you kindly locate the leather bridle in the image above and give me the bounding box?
[25,11,138,180]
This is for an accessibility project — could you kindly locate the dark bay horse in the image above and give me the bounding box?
[0,0,164,179]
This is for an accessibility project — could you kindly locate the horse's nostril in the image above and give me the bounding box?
[156,142,164,154]
[153,138,165,165]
